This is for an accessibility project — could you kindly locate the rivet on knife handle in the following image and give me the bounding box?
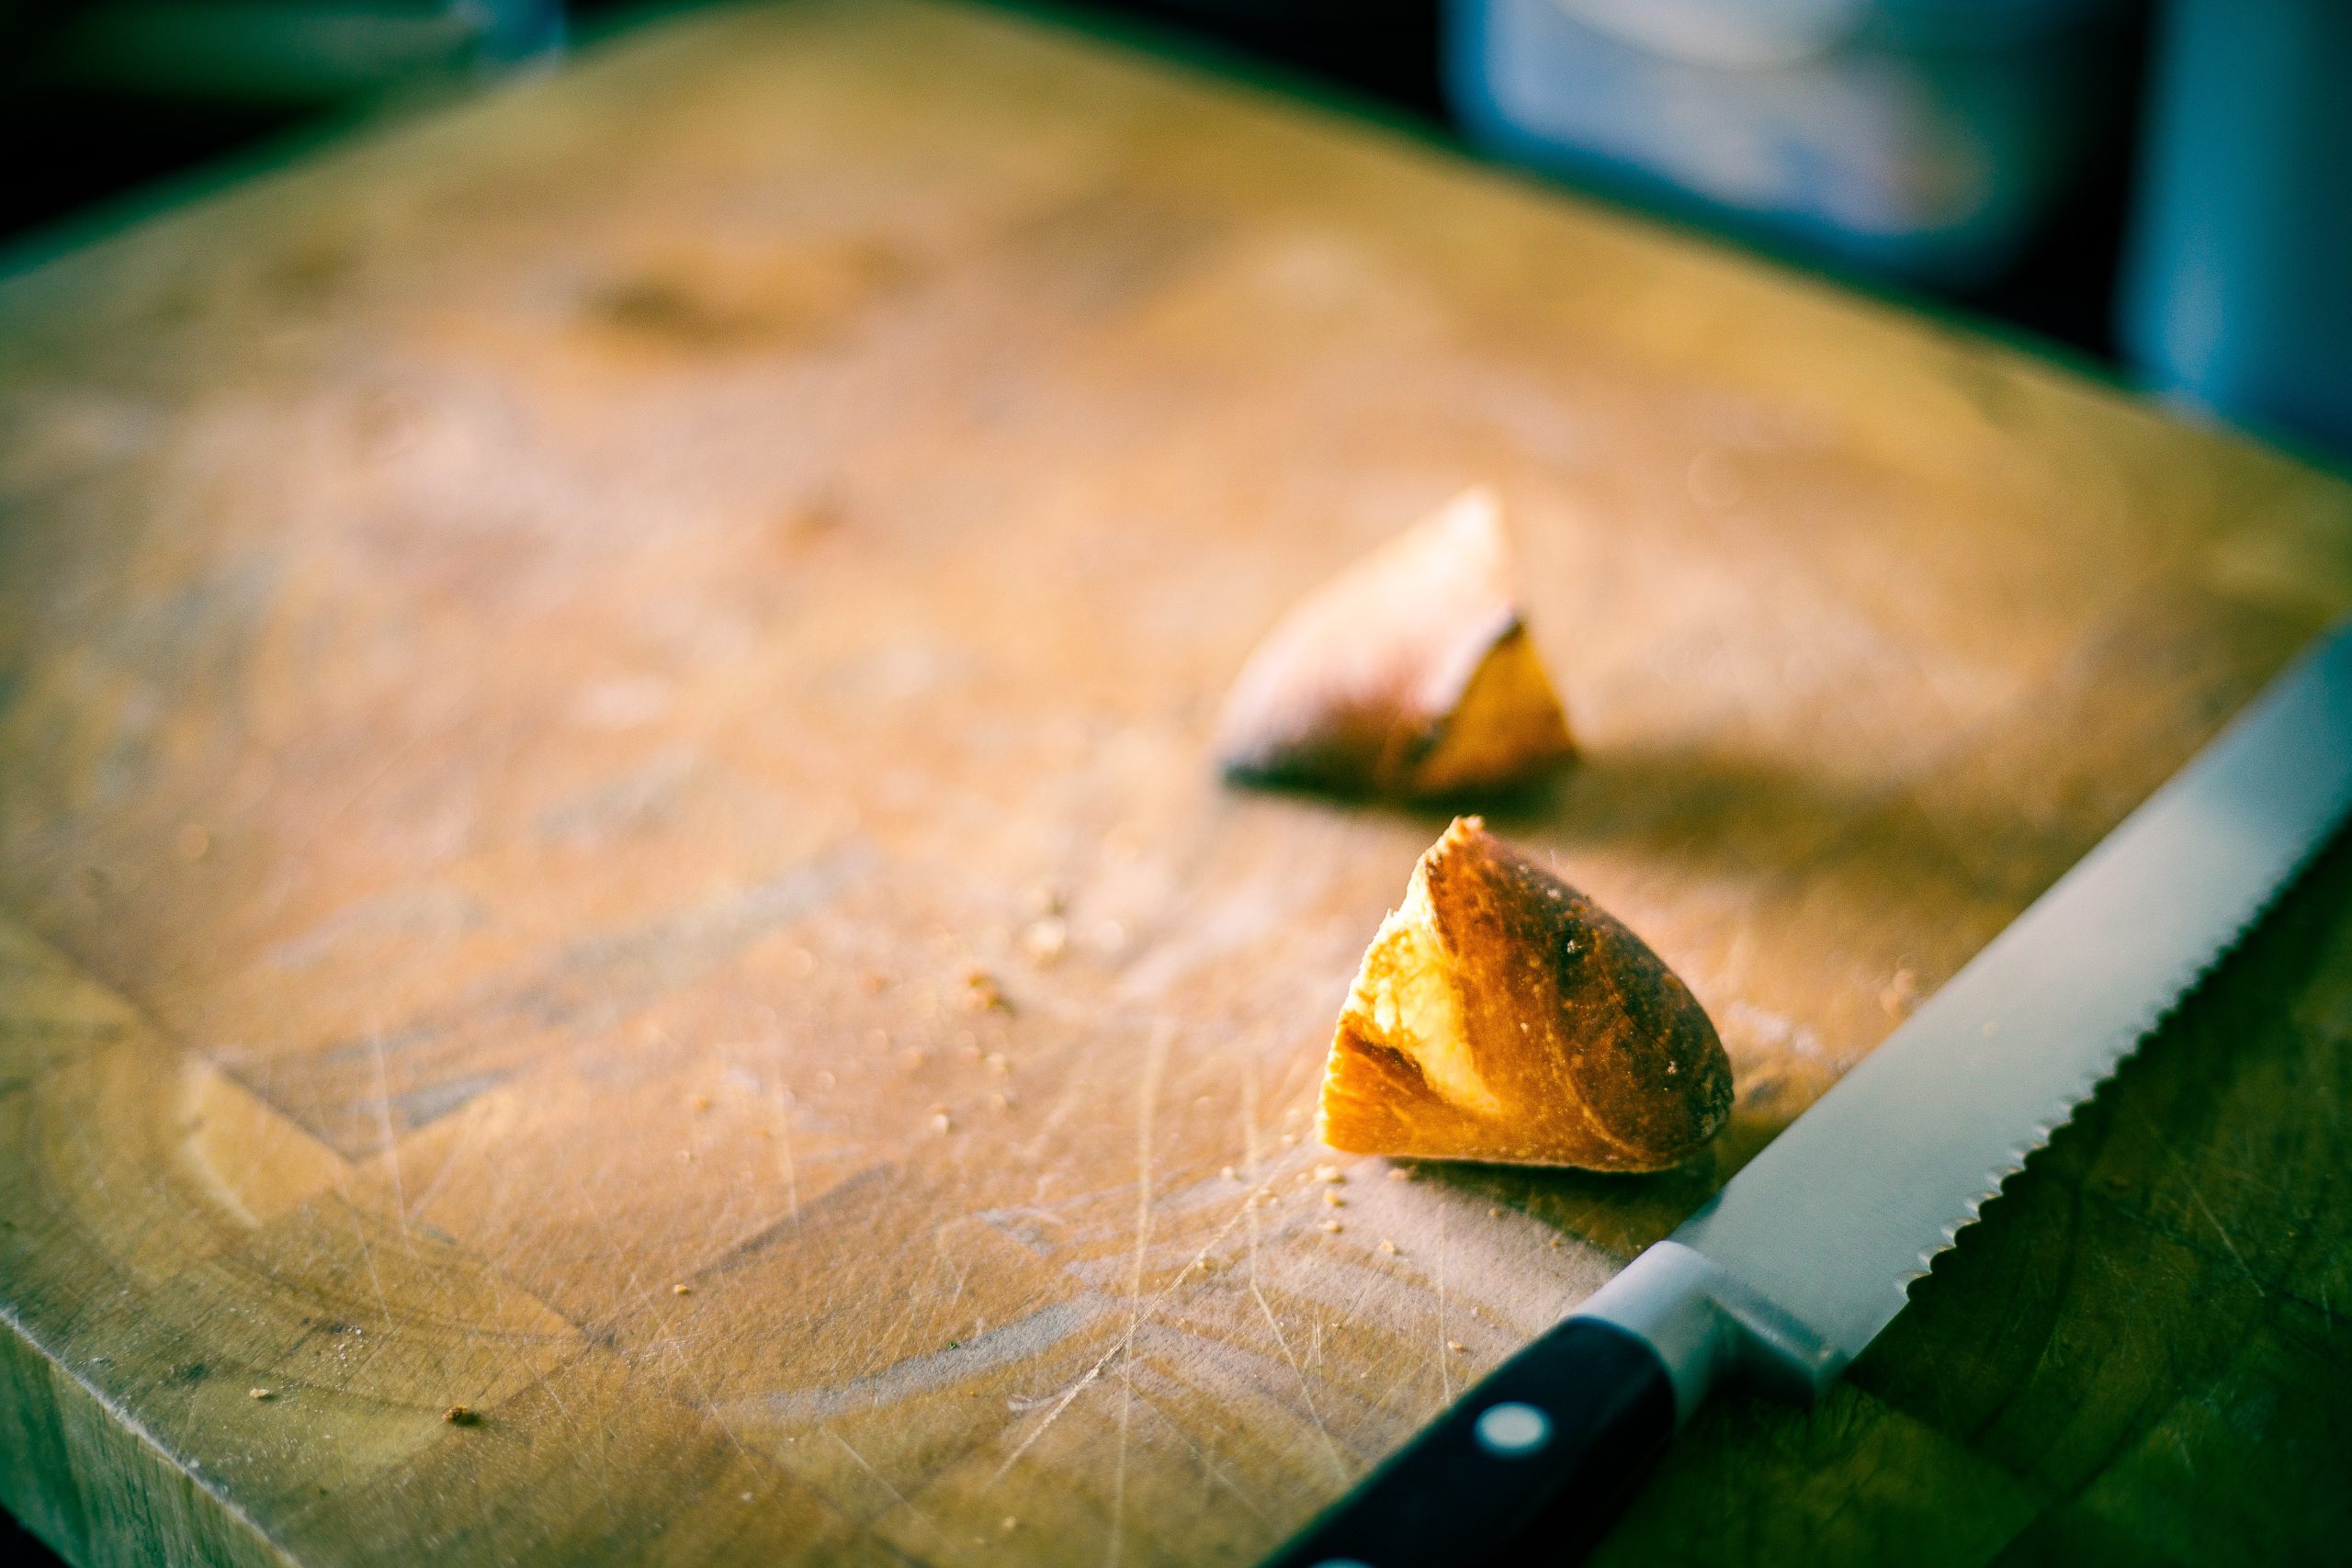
[1259,1319,1675,1568]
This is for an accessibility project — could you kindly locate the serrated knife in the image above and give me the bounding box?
[1265,617,2352,1568]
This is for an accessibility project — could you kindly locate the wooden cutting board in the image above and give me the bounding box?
[5,3,2350,1563]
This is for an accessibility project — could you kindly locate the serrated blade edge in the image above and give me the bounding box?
[1671,619,2352,1370]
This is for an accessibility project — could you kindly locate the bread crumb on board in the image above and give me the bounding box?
[961,968,1011,1013]
[1019,917,1068,965]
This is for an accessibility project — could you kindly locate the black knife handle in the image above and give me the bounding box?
[1260,1318,1675,1568]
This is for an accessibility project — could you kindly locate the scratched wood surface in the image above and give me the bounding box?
[3,3,2350,1563]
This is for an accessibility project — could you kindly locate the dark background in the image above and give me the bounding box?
[0,0,2152,366]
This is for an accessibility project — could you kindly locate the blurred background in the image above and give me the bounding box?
[1,0,2346,462]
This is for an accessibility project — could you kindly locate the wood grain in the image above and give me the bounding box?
[3,2,2349,1562]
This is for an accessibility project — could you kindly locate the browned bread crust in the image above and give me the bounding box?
[1319,817,1732,1171]
[1216,490,1574,797]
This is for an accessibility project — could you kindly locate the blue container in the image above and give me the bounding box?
[1445,0,2130,288]
[2119,0,2352,457]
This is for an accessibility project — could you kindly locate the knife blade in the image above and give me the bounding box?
[1264,617,2352,1568]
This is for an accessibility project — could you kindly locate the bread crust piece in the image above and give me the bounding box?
[1318,818,1732,1171]
[1216,490,1574,798]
